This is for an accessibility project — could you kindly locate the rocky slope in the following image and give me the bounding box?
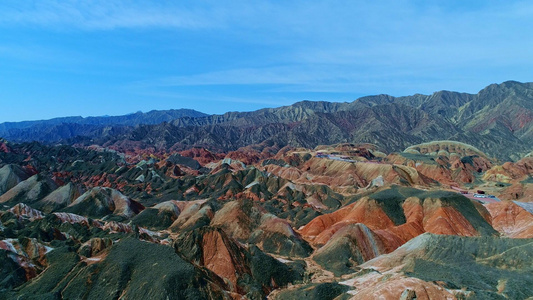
[349,233,533,299]
[1,120,533,298]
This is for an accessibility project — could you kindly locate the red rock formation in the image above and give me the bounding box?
[499,182,533,201]
[102,221,134,233]
[485,201,533,238]
[201,229,246,287]
[300,197,396,244]
[387,151,493,185]
[420,198,478,236]
[23,165,38,177]
[225,148,265,166]
[481,157,533,201]
[179,147,225,166]
[0,140,11,153]
[184,185,200,196]
[483,157,533,182]
[301,193,482,258]
[53,212,95,226]
[8,203,44,221]
[264,154,433,193]
[331,143,377,160]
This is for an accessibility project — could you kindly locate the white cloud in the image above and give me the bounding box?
[3,0,533,104]
[0,1,228,30]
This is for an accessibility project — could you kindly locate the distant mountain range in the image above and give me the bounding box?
[1,81,533,161]
[0,109,207,142]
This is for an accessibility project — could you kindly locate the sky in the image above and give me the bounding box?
[0,1,532,122]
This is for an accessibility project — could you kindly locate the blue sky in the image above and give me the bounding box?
[1,1,532,122]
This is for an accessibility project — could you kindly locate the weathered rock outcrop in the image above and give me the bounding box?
[15,238,232,299]
[0,164,30,196]
[351,234,533,299]
[312,223,387,276]
[132,200,181,230]
[0,174,57,207]
[299,186,497,275]
[64,187,144,219]
[8,203,44,221]
[174,226,304,298]
[169,199,214,232]
[0,237,51,289]
[211,199,312,257]
[33,182,82,213]
[485,201,533,238]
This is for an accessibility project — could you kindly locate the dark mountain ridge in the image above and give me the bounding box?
[2,81,533,161]
[0,109,207,142]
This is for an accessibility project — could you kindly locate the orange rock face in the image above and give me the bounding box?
[484,157,533,182]
[387,151,493,185]
[202,230,241,286]
[300,192,484,261]
[263,154,435,193]
[421,199,478,236]
[481,157,533,201]
[485,201,533,238]
[300,197,395,245]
